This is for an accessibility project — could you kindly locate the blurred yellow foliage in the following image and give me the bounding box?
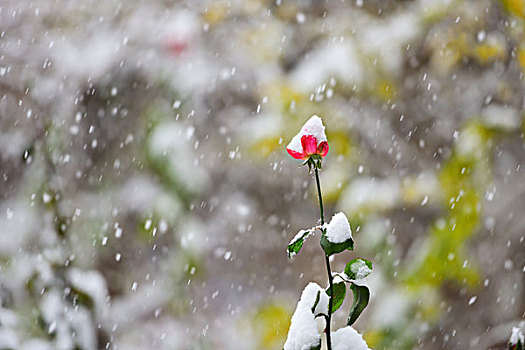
[363,329,383,348]
[238,24,284,62]
[429,22,511,73]
[401,174,440,207]
[501,0,525,18]
[518,46,525,70]
[433,32,468,72]
[252,303,291,349]
[405,122,496,288]
[250,136,282,157]
[403,185,422,206]
[202,1,228,25]
[273,2,301,21]
[373,79,396,102]
[267,82,306,115]
[327,130,354,157]
[474,43,506,64]
[418,297,440,321]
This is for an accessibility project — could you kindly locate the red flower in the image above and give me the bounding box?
[165,39,190,56]
[162,13,199,58]
[287,116,329,160]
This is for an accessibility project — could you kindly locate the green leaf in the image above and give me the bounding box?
[320,233,354,256]
[315,157,322,169]
[347,283,370,326]
[311,290,321,314]
[302,157,315,172]
[326,281,346,314]
[344,258,373,280]
[287,228,315,258]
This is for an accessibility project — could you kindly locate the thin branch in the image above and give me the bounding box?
[314,166,333,350]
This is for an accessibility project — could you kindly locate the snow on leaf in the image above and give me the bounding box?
[344,258,372,280]
[287,227,317,258]
[283,283,329,350]
[509,327,524,349]
[325,212,352,244]
[331,326,371,350]
[320,212,354,256]
[320,234,354,256]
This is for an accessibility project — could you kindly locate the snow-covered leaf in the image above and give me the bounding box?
[287,227,316,258]
[320,234,354,256]
[331,326,370,350]
[320,213,354,256]
[325,213,352,243]
[284,283,328,350]
[509,327,524,350]
[344,258,372,280]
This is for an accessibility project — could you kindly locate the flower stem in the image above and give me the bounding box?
[314,166,333,350]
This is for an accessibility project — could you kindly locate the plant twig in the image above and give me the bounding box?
[314,166,333,350]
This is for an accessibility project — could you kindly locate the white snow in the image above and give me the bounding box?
[339,177,401,214]
[456,124,484,158]
[332,274,345,285]
[289,229,312,246]
[350,278,369,287]
[325,212,352,244]
[331,326,370,350]
[481,104,520,131]
[283,306,320,350]
[40,289,96,349]
[350,259,372,280]
[290,41,364,92]
[52,31,122,81]
[370,288,411,327]
[0,328,18,349]
[287,115,327,154]
[288,227,318,257]
[510,327,524,346]
[19,339,53,350]
[149,121,210,193]
[66,268,109,319]
[283,283,329,350]
[162,12,200,54]
[358,13,420,75]
[287,134,304,154]
[302,283,329,316]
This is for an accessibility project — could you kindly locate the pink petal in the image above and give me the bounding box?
[287,148,307,159]
[165,39,189,56]
[317,141,329,157]
[301,135,318,156]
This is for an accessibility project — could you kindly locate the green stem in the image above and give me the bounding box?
[314,166,324,224]
[314,166,333,350]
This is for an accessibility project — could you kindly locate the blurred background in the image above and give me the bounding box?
[1,0,524,349]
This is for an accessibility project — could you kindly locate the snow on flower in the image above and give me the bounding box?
[325,212,352,244]
[286,115,329,160]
